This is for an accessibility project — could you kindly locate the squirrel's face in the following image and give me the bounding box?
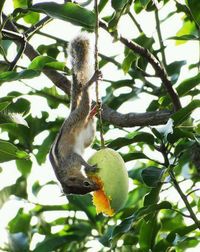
[62,176,100,195]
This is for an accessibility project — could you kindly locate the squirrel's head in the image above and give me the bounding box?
[62,175,100,195]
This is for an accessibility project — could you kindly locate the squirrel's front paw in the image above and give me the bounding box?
[96,69,103,81]
[85,164,99,174]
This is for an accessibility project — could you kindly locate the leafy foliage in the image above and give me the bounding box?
[0,0,200,251]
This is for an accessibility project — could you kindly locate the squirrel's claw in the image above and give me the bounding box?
[85,164,99,174]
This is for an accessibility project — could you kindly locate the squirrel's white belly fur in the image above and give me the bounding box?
[73,119,96,155]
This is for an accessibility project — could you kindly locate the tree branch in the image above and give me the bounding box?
[101,105,171,127]
[3,15,172,127]
[3,14,71,94]
[99,21,182,112]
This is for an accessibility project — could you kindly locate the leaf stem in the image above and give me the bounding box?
[128,11,143,33]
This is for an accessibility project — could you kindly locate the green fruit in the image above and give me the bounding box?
[88,148,129,216]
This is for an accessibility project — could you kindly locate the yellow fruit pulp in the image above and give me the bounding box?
[90,176,114,216]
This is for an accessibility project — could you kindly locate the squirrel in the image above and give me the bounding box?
[49,34,101,195]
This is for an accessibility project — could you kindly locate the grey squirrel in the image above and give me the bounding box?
[49,34,101,195]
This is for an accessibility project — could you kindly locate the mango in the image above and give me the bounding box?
[88,148,129,216]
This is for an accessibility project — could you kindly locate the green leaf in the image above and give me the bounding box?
[174,19,197,45]
[122,152,150,162]
[9,208,31,234]
[134,0,144,13]
[45,61,66,71]
[36,133,55,165]
[33,235,80,252]
[198,198,200,212]
[0,101,11,112]
[16,150,29,159]
[135,201,172,220]
[125,187,149,208]
[16,159,32,177]
[168,34,199,42]
[167,60,186,84]
[177,237,199,250]
[108,11,123,31]
[8,97,31,115]
[140,0,150,7]
[111,0,129,10]
[107,132,154,150]
[122,51,137,74]
[32,2,96,29]
[0,69,40,84]
[99,226,114,247]
[161,212,184,232]
[0,176,27,204]
[176,73,200,97]
[0,0,6,18]
[13,0,26,8]
[29,86,68,109]
[160,73,200,106]
[23,11,40,24]
[37,44,60,59]
[111,201,172,241]
[28,55,64,71]
[139,218,160,251]
[111,218,133,243]
[167,128,194,144]
[172,100,200,126]
[186,0,200,26]
[141,167,164,187]
[143,185,162,207]
[0,141,29,163]
[167,223,198,243]
[99,0,109,12]
[32,181,42,196]
[67,194,96,223]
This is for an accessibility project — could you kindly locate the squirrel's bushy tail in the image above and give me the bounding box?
[69,33,94,84]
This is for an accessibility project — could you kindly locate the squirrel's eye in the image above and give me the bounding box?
[83,181,91,187]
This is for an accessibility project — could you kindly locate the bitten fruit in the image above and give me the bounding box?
[88,148,129,216]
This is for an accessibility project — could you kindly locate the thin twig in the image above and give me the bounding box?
[14,22,68,45]
[171,208,191,218]
[169,170,200,230]
[155,9,167,70]
[94,0,105,148]
[128,11,143,33]
[24,16,52,38]
[2,28,27,70]
[186,188,200,197]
